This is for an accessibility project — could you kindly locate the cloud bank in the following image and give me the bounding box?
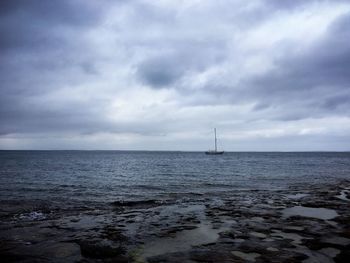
[1,0,350,150]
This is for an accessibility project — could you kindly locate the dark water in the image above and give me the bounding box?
[0,151,349,205]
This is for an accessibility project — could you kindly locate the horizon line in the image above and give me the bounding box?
[0,149,349,153]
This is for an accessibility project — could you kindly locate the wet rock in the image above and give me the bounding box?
[111,200,160,209]
[318,247,340,258]
[78,240,125,259]
[262,238,275,242]
[251,217,265,222]
[1,241,82,262]
[44,242,82,260]
[101,226,127,242]
[146,252,189,263]
[322,236,350,246]
[162,225,198,235]
[303,236,350,251]
[334,215,350,225]
[231,250,260,262]
[218,238,238,244]
[286,193,309,200]
[190,249,238,263]
[249,231,267,238]
[182,215,200,223]
[303,238,329,250]
[284,226,305,232]
[0,251,37,262]
[335,249,350,263]
[271,230,307,245]
[219,231,235,239]
[2,181,350,262]
[340,228,350,239]
[266,247,279,252]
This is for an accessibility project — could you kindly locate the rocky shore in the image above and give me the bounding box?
[1,180,350,262]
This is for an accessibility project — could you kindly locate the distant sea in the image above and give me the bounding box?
[1,151,349,206]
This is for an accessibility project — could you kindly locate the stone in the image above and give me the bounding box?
[231,251,260,262]
[249,232,267,238]
[266,247,279,252]
[78,240,125,259]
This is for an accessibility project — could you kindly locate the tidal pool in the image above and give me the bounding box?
[282,206,338,220]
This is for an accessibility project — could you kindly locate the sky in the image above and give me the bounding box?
[0,0,350,151]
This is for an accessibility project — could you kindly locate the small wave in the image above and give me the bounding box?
[201,182,237,188]
[111,199,164,208]
[133,185,164,191]
[16,211,47,221]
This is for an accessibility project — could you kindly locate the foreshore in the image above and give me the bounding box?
[1,180,349,262]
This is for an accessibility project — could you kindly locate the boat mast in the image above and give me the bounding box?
[214,128,217,152]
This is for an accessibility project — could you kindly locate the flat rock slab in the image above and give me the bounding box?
[267,247,279,252]
[322,236,350,246]
[231,251,260,262]
[286,193,309,200]
[249,232,267,238]
[318,247,340,258]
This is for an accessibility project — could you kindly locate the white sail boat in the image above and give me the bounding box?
[205,128,224,155]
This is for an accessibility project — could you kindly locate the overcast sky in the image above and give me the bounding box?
[0,0,350,151]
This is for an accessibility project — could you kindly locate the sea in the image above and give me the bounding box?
[1,151,349,207]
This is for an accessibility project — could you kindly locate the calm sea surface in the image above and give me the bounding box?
[0,151,349,205]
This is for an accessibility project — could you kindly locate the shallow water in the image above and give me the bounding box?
[282,206,339,220]
[141,222,225,258]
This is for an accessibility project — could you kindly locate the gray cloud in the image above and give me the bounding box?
[245,12,350,118]
[136,40,226,88]
[180,11,350,122]
[0,0,349,150]
[137,54,184,88]
[0,0,107,53]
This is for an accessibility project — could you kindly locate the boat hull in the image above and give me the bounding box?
[205,151,224,155]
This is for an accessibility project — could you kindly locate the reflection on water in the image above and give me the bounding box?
[141,222,225,259]
[282,206,339,220]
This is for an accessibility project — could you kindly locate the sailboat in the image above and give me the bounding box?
[205,128,224,155]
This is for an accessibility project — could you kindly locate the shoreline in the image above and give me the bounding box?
[1,180,350,262]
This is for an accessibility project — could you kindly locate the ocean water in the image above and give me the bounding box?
[0,151,349,205]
